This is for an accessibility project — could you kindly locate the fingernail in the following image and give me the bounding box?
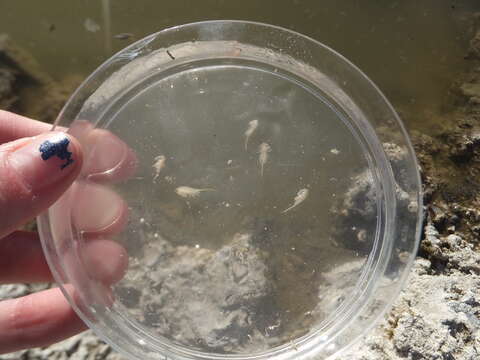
[72,183,127,234]
[82,239,129,284]
[86,129,126,174]
[9,132,81,191]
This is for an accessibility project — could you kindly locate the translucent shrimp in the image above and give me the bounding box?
[244,119,259,151]
[258,142,272,177]
[152,155,166,182]
[175,186,215,198]
[282,188,309,213]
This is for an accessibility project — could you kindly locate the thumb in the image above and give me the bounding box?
[0,132,83,238]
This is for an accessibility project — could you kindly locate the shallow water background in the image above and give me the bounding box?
[2,0,480,130]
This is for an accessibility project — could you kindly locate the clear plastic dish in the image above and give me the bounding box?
[38,21,422,360]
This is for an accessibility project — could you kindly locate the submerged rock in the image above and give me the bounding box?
[330,142,416,254]
[344,17,480,359]
[346,260,480,360]
[0,33,81,123]
[118,232,274,353]
[0,68,16,109]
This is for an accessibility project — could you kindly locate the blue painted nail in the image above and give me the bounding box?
[39,136,74,170]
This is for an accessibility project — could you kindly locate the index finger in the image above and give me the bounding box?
[0,110,137,182]
[0,287,87,354]
[0,110,51,144]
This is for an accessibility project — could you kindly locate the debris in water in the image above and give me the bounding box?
[166,49,175,60]
[282,188,309,214]
[84,18,100,33]
[258,142,272,177]
[244,119,259,151]
[175,186,215,198]
[114,33,133,40]
[164,176,175,184]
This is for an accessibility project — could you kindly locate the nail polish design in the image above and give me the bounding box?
[39,137,74,170]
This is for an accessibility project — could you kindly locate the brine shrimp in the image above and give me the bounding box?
[258,142,272,177]
[290,341,299,351]
[152,155,166,182]
[244,119,259,151]
[282,188,309,213]
[175,186,215,198]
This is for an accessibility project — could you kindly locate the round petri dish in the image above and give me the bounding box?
[38,21,422,360]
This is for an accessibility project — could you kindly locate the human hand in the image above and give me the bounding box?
[0,110,134,354]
